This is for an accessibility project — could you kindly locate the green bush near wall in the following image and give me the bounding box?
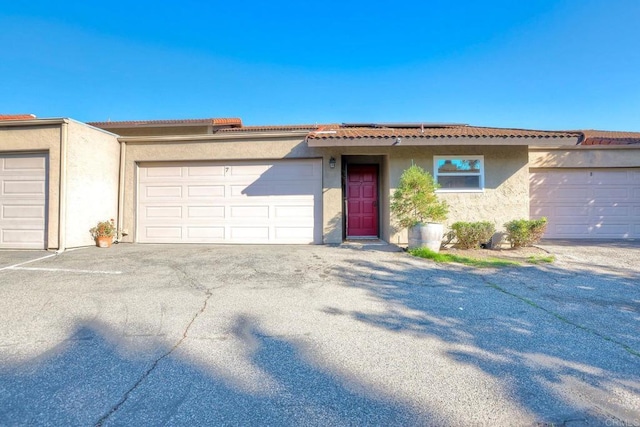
[504,218,548,248]
[450,221,496,249]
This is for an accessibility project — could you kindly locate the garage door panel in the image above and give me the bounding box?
[2,156,46,170]
[188,206,224,218]
[3,180,46,196]
[2,229,45,245]
[555,205,589,217]
[554,224,590,236]
[230,227,269,240]
[275,206,314,218]
[145,227,182,239]
[533,171,589,185]
[145,186,182,199]
[229,164,271,177]
[530,206,551,218]
[138,159,322,244]
[3,204,45,219]
[592,206,630,217]
[187,165,225,177]
[230,206,269,218]
[146,166,183,178]
[591,171,630,184]
[145,206,182,219]
[275,227,314,240]
[230,185,251,197]
[187,226,225,239]
[188,185,224,197]
[530,169,640,239]
[592,223,631,236]
[268,163,317,178]
[531,183,590,201]
[551,188,590,201]
[593,187,629,201]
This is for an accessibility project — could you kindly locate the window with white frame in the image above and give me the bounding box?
[434,156,484,191]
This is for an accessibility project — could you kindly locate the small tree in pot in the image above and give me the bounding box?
[391,164,448,252]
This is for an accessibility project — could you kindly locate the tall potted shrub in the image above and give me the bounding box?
[391,164,448,252]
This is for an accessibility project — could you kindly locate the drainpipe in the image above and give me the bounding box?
[117,141,126,241]
[56,120,69,254]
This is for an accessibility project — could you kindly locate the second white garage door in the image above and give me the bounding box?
[137,159,322,244]
[530,169,640,239]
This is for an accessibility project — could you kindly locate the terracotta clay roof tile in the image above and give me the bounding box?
[0,114,36,120]
[307,124,578,139]
[579,130,640,145]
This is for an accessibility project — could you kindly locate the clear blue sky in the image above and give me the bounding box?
[1,0,639,130]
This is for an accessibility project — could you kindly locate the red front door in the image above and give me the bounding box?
[346,165,379,237]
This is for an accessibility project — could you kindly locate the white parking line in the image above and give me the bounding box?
[8,267,123,275]
[0,253,57,272]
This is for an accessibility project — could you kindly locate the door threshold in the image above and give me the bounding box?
[346,236,379,240]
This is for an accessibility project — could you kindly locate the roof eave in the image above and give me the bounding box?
[0,118,69,127]
[307,136,581,148]
[92,122,219,129]
[119,130,310,143]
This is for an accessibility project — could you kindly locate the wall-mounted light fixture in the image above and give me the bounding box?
[329,157,336,169]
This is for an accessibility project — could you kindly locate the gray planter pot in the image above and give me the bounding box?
[408,223,444,252]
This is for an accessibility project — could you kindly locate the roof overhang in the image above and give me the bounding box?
[530,143,640,151]
[118,131,310,143]
[307,136,581,148]
[0,118,68,127]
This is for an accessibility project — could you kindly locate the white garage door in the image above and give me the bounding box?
[137,159,323,244]
[530,169,640,239]
[0,153,47,249]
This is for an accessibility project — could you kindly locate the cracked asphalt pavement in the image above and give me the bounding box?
[0,241,639,426]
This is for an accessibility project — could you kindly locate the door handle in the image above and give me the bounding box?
[373,200,378,207]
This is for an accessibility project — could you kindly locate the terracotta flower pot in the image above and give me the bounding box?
[96,235,113,248]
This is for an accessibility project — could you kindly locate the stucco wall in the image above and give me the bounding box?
[530,147,640,168]
[120,136,339,243]
[65,121,120,248]
[387,145,530,245]
[0,124,62,249]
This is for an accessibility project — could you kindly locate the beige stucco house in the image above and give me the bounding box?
[1,115,639,250]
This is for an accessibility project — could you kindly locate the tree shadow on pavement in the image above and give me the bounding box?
[323,254,640,424]
[0,319,424,426]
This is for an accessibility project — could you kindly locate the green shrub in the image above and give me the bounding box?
[450,221,496,249]
[504,218,548,248]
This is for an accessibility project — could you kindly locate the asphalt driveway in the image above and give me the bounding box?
[0,242,639,426]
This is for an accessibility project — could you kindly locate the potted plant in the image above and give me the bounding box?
[391,164,449,252]
[90,219,116,248]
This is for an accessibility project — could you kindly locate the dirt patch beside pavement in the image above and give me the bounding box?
[439,245,552,263]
